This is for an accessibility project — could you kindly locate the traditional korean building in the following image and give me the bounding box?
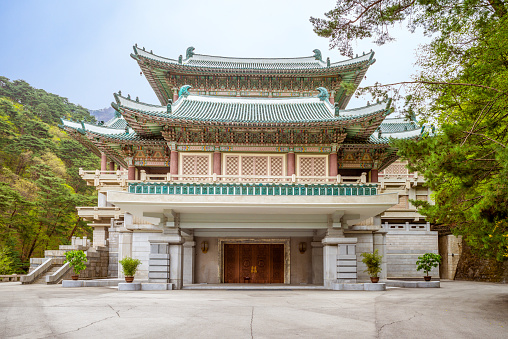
[60,46,439,289]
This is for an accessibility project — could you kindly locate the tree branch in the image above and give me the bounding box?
[362,80,505,94]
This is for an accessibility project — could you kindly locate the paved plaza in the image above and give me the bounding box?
[0,281,506,338]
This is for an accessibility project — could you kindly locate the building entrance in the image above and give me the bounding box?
[223,244,284,283]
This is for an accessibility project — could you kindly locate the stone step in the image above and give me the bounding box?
[32,265,63,284]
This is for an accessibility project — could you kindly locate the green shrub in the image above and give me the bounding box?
[64,250,87,275]
[416,253,441,276]
[361,249,383,277]
[119,257,141,277]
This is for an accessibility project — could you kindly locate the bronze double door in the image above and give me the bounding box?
[224,244,284,284]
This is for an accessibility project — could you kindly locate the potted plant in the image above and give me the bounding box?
[416,253,441,281]
[119,257,141,283]
[64,250,87,280]
[361,249,383,283]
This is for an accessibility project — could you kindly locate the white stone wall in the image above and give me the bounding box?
[354,233,374,281]
[386,231,439,278]
[131,232,151,279]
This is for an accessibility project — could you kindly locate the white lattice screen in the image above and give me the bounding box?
[270,157,283,176]
[224,154,285,177]
[181,154,210,175]
[298,156,327,177]
[382,160,409,176]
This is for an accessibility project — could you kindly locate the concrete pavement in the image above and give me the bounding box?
[0,281,506,338]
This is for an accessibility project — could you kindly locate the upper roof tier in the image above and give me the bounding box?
[132,45,375,71]
[131,45,376,110]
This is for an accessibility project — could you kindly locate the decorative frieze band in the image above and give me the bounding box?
[175,145,333,153]
[128,182,377,196]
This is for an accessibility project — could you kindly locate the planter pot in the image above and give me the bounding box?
[125,276,134,283]
[71,275,79,281]
[370,277,380,283]
[424,276,432,281]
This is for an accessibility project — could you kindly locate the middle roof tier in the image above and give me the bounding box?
[111,89,393,139]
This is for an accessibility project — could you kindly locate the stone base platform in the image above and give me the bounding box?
[183,284,325,290]
[62,279,135,288]
[385,280,440,288]
[332,283,386,291]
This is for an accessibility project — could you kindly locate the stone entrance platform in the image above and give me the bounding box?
[183,284,325,290]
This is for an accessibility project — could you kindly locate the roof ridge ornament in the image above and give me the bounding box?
[186,46,195,59]
[316,87,329,101]
[313,49,322,61]
[334,103,340,116]
[179,85,192,97]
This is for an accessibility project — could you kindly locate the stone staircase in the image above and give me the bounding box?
[22,237,110,285]
[32,264,64,284]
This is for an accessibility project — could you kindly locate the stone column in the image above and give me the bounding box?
[371,169,378,183]
[109,161,115,171]
[329,153,338,177]
[373,231,387,280]
[128,166,136,180]
[170,151,178,175]
[183,236,195,284]
[213,152,221,175]
[311,236,324,285]
[117,229,133,279]
[330,90,335,105]
[287,152,295,176]
[101,153,107,172]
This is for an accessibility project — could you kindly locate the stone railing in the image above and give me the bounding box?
[128,181,378,197]
[79,167,370,187]
[46,262,71,284]
[383,222,431,232]
[0,274,24,282]
[138,172,367,185]
[21,258,53,284]
[76,206,123,220]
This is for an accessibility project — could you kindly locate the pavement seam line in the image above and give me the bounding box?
[250,307,254,339]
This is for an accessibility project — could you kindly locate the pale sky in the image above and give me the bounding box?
[0,0,428,110]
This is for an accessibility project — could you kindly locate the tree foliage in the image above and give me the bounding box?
[0,77,100,272]
[311,1,508,260]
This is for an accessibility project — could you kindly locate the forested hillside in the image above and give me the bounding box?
[0,77,100,274]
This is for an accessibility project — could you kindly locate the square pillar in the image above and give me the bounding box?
[93,226,108,248]
[287,152,295,176]
[373,231,387,280]
[148,242,170,283]
[213,152,221,175]
[148,230,184,289]
[311,236,324,285]
[183,239,195,284]
[117,230,133,279]
[322,237,358,288]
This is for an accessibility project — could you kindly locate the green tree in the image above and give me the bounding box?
[0,79,100,271]
[311,1,508,260]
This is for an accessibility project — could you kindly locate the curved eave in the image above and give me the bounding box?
[115,94,392,138]
[132,46,374,74]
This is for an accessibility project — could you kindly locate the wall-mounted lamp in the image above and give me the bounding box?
[299,242,307,254]
[201,241,209,254]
